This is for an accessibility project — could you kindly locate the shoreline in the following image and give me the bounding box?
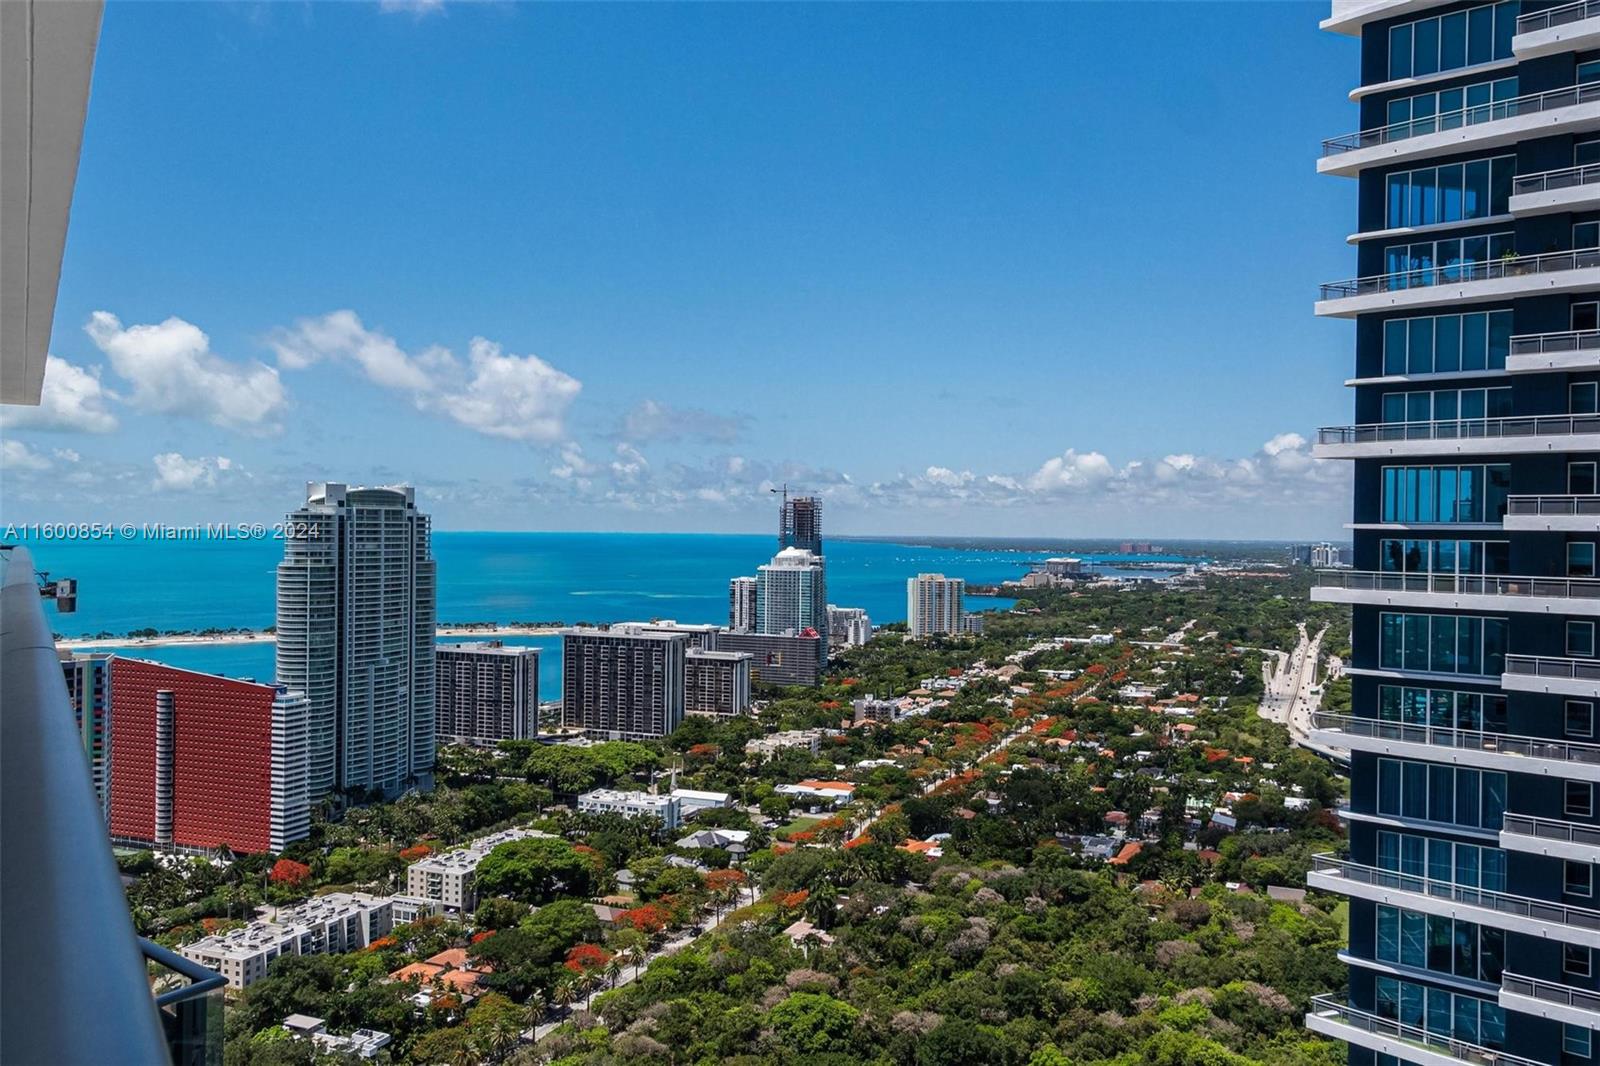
[59,624,565,651]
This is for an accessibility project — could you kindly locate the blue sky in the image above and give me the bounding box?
[1,0,1361,538]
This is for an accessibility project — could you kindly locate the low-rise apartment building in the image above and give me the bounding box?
[180,892,394,989]
[404,827,554,913]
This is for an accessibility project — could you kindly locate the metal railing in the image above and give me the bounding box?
[1323,82,1600,156]
[1312,567,1600,601]
[1503,972,1600,1017]
[1504,653,1600,681]
[1514,161,1600,196]
[0,546,178,1065]
[1517,0,1600,34]
[1317,414,1600,445]
[1505,494,1600,517]
[1510,327,1600,357]
[1310,712,1600,766]
[1310,854,1600,930]
[1502,812,1600,850]
[1306,995,1544,1066]
[1320,246,1600,300]
[144,938,225,1066]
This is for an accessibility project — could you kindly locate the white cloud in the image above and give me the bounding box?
[1026,449,1116,492]
[610,442,648,481]
[270,312,581,443]
[85,312,286,432]
[53,448,81,463]
[151,452,234,492]
[1,440,52,471]
[0,355,119,433]
[621,399,747,443]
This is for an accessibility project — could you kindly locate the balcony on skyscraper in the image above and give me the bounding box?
[1513,0,1600,59]
[1500,972,1600,1028]
[1502,653,1600,698]
[1503,494,1600,530]
[1309,711,1600,780]
[1316,247,1600,317]
[1319,82,1600,178]
[1312,413,1600,457]
[1307,853,1600,943]
[1310,567,1600,613]
[1509,161,1600,215]
[1500,811,1600,862]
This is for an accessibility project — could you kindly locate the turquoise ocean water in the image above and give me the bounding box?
[20,532,1186,700]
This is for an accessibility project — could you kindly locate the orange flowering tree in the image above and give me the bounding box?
[564,942,612,974]
[619,903,670,935]
[399,844,432,863]
[269,858,311,886]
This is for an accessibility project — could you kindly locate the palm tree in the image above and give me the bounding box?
[605,954,624,990]
[626,945,644,981]
[580,972,598,1011]
[552,979,576,1015]
[447,1036,482,1066]
[521,990,546,1033]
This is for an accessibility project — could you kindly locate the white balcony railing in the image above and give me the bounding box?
[1306,995,1542,1066]
[1312,567,1600,602]
[1320,247,1600,301]
[1511,328,1600,359]
[1502,811,1600,850]
[1517,0,1600,34]
[1514,161,1600,197]
[1310,854,1600,931]
[1504,653,1600,682]
[1506,494,1600,517]
[1317,414,1600,446]
[1310,712,1600,767]
[1503,972,1600,1017]
[1323,82,1600,156]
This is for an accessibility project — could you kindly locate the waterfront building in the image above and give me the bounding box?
[180,892,393,989]
[1307,5,1600,1063]
[626,620,723,649]
[717,630,823,687]
[779,494,823,555]
[907,573,966,638]
[561,625,689,740]
[827,604,872,648]
[107,658,309,854]
[685,647,753,716]
[404,827,555,913]
[59,650,111,820]
[435,641,539,746]
[576,788,682,829]
[276,482,436,798]
[756,546,828,653]
[1043,557,1086,577]
[729,576,758,631]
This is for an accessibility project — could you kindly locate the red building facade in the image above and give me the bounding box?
[108,658,277,853]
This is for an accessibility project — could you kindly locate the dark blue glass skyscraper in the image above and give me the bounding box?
[1310,3,1600,1063]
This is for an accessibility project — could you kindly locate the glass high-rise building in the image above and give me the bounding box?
[276,482,436,798]
[1309,4,1600,1062]
[779,494,823,555]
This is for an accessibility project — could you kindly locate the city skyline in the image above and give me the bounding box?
[0,0,1355,539]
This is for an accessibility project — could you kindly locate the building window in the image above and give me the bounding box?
[1580,222,1600,250]
[1379,612,1509,676]
[1570,622,1597,659]
[1376,760,1508,830]
[1568,944,1593,979]
[1582,60,1600,85]
[1569,701,1595,739]
[1573,462,1599,496]
[1385,79,1519,138]
[1575,384,1600,416]
[1565,1024,1592,1059]
[1381,464,1511,523]
[1384,231,1515,286]
[1383,311,1512,375]
[1571,543,1598,579]
[1384,156,1517,229]
[1568,861,1594,898]
[1381,388,1513,424]
[1379,685,1504,729]
[1381,539,1510,575]
[1387,3,1517,80]
[1568,781,1594,819]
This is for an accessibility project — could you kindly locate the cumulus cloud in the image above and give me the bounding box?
[1,440,53,471]
[621,399,747,443]
[0,356,120,433]
[1026,449,1116,492]
[151,453,234,492]
[85,312,286,432]
[270,311,581,442]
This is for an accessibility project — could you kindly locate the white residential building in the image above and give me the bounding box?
[826,605,872,648]
[180,892,395,990]
[404,827,555,913]
[745,729,827,758]
[906,573,965,638]
[576,788,681,829]
[728,577,758,632]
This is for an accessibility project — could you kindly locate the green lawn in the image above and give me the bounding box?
[775,816,824,839]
